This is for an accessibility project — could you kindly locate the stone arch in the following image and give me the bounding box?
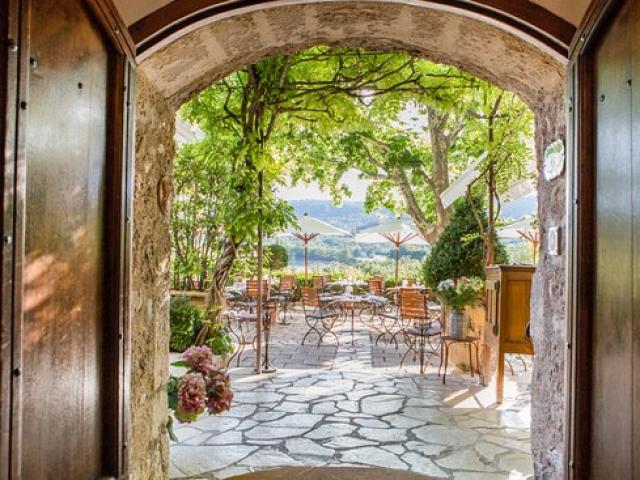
[132,3,568,478]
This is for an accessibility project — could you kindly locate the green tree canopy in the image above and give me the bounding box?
[422,195,508,289]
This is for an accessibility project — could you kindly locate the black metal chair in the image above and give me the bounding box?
[400,290,442,374]
[271,274,296,324]
[301,287,340,346]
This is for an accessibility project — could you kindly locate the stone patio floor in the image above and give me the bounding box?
[170,308,533,479]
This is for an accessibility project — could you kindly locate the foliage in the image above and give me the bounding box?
[264,244,288,271]
[173,45,533,328]
[288,64,533,246]
[206,323,235,356]
[422,196,507,289]
[169,296,205,352]
[436,277,485,311]
[168,346,234,425]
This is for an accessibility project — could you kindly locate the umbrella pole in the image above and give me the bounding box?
[395,243,400,286]
[304,239,309,285]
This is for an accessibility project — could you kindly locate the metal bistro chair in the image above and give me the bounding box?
[375,286,418,347]
[238,279,269,312]
[272,275,296,324]
[400,290,442,374]
[363,277,389,331]
[301,287,340,346]
[229,280,272,367]
[228,299,277,367]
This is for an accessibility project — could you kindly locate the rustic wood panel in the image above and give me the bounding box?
[592,3,633,476]
[19,0,110,477]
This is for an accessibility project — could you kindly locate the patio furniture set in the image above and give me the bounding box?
[222,275,483,382]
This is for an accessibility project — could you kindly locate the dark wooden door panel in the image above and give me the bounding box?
[632,3,640,474]
[21,0,108,477]
[592,2,634,477]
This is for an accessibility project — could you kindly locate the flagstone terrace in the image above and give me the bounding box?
[170,308,533,479]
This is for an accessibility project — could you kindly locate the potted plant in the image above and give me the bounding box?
[436,277,485,339]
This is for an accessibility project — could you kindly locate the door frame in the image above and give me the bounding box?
[0,1,136,478]
[565,0,625,478]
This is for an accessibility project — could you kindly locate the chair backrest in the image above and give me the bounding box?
[400,290,428,320]
[301,287,320,308]
[280,275,295,291]
[406,278,417,286]
[234,274,244,285]
[246,279,269,300]
[312,276,326,289]
[368,277,384,296]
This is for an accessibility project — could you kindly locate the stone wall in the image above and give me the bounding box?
[130,72,175,480]
[530,92,568,479]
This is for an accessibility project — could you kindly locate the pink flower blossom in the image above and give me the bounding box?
[175,373,207,423]
[205,369,234,415]
[182,345,214,374]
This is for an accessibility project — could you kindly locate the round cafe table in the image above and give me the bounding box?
[328,294,375,345]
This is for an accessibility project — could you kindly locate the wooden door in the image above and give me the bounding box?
[590,1,638,477]
[20,0,109,477]
[1,0,134,478]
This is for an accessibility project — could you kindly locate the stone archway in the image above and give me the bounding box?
[131,3,568,478]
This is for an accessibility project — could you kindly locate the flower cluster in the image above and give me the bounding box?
[169,345,234,424]
[206,369,234,415]
[175,373,207,423]
[436,276,484,311]
[182,345,214,374]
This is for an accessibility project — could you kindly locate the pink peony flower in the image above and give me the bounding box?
[205,369,234,415]
[182,345,214,374]
[175,373,207,423]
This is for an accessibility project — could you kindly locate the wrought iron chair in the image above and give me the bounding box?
[301,287,340,346]
[271,274,296,324]
[228,300,277,367]
[400,290,442,374]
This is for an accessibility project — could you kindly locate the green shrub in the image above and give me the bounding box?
[422,196,508,289]
[169,296,204,352]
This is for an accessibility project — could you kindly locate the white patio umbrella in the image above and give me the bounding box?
[280,213,350,282]
[498,217,540,264]
[355,219,428,285]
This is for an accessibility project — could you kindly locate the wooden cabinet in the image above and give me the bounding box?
[483,265,535,403]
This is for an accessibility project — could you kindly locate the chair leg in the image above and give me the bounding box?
[400,334,415,368]
[302,318,321,345]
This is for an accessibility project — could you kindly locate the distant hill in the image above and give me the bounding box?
[289,200,395,232]
[289,195,537,231]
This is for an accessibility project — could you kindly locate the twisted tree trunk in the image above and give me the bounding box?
[195,236,242,345]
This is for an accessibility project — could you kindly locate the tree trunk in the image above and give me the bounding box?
[393,168,440,244]
[195,236,241,345]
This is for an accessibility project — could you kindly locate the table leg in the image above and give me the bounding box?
[468,343,473,378]
[442,342,449,384]
[438,340,444,377]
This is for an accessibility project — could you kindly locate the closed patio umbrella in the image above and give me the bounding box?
[355,219,428,285]
[280,213,350,283]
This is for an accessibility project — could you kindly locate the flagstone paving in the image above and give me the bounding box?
[170,309,533,479]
